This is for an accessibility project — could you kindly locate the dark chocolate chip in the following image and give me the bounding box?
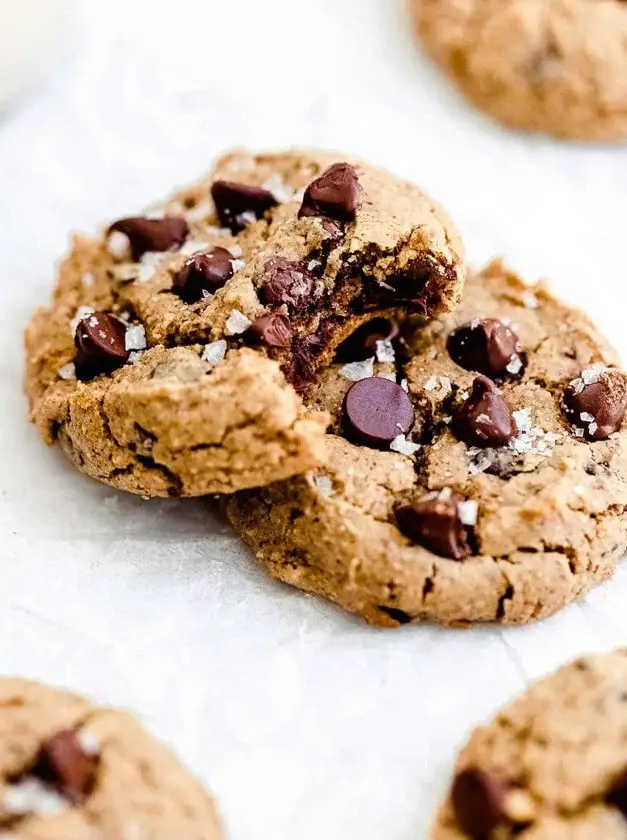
[447,318,523,379]
[246,313,293,348]
[108,216,189,261]
[298,162,361,222]
[377,606,414,625]
[451,768,508,840]
[34,730,98,803]
[171,247,234,303]
[74,312,129,380]
[343,377,414,448]
[563,370,627,441]
[336,318,400,362]
[608,770,627,817]
[453,376,516,448]
[395,494,471,560]
[211,181,277,233]
[260,258,324,312]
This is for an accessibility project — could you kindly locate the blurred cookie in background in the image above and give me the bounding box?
[411,0,627,142]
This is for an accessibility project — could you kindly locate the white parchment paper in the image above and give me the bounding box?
[2,1,627,837]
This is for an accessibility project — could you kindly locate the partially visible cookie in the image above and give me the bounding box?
[25,148,465,497]
[0,677,222,839]
[412,0,627,141]
[227,259,627,627]
[432,649,627,839]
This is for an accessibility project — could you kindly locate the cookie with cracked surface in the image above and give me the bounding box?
[227,259,627,627]
[432,649,627,839]
[0,677,222,839]
[412,0,627,142]
[24,148,465,497]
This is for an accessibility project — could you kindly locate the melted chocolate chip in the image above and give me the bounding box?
[246,313,292,348]
[211,181,277,233]
[343,377,414,448]
[447,318,523,378]
[260,258,324,312]
[298,162,361,222]
[336,318,400,362]
[171,247,234,303]
[451,768,508,840]
[453,376,516,448]
[74,312,129,380]
[564,370,627,441]
[395,494,471,560]
[108,216,189,261]
[34,730,98,803]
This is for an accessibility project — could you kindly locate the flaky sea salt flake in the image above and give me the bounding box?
[340,358,374,381]
[522,292,538,309]
[424,375,438,391]
[225,310,252,336]
[375,339,395,363]
[458,500,478,526]
[107,231,130,261]
[58,363,76,380]
[506,356,523,375]
[70,306,95,335]
[229,244,243,258]
[202,340,227,365]
[313,474,334,497]
[231,259,246,272]
[125,325,147,351]
[390,435,421,456]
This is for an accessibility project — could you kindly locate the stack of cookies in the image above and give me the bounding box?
[22,149,627,838]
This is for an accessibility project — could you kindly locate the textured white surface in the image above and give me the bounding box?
[3,1,627,838]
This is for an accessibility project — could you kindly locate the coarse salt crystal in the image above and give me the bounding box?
[77,728,101,756]
[307,260,320,271]
[582,365,606,385]
[522,292,538,309]
[136,264,157,284]
[125,325,147,351]
[107,231,131,261]
[506,356,523,375]
[82,272,95,287]
[438,487,453,500]
[375,339,395,364]
[4,778,66,817]
[179,240,209,258]
[458,500,479,526]
[263,173,295,202]
[231,258,246,272]
[400,378,409,392]
[580,412,595,423]
[588,422,598,435]
[236,211,256,227]
[58,362,76,380]
[229,244,243,258]
[225,310,252,336]
[313,474,333,497]
[70,306,95,335]
[424,376,438,391]
[202,340,227,365]
[390,435,421,456]
[127,351,145,364]
[574,427,585,438]
[513,409,532,431]
[340,358,374,381]
[439,376,452,393]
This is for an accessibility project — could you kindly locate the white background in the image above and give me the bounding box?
[2,1,627,837]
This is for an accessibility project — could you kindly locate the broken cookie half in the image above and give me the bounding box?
[227,259,627,627]
[24,148,465,496]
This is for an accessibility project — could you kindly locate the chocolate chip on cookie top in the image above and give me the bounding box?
[453,376,517,447]
[171,246,234,303]
[395,490,474,560]
[564,367,627,441]
[210,180,278,233]
[31,729,99,803]
[447,318,523,378]
[298,162,362,222]
[108,216,189,262]
[343,376,414,448]
[74,312,130,380]
[259,257,325,312]
[451,768,509,839]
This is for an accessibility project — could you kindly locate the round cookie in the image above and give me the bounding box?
[0,677,222,839]
[412,0,627,142]
[432,649,627,839]
[24,149,465,497]
[227,259,627,627]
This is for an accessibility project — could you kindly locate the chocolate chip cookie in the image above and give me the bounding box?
[433,649,627,839]
[412,0,627,141]
[0,677,222,838]
[24,149,465,497]
[227,259,627,626]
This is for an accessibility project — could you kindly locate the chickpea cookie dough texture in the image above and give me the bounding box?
[0,678,222,839]
[412,0,627,142]
[433,649,627,839]
[24,149,465,497]
[228,260,627,627]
